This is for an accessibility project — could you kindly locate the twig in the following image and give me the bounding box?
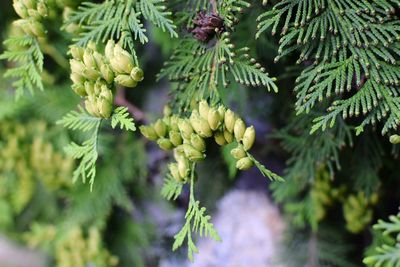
[211,0,217,13]
[115,88,147,122]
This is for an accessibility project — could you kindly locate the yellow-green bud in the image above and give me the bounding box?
[70,72,85,85]
[224,109,236,133]
[192,117,213,138]
[190,134,206,152]
[231,146,246,159]
[84,82,95,95]
[92,51,104,68]
[97,99,112,118]
[70,46,84,60]
[139,125,158,141]
[83,49,97,70]
[208,108,222,130]
[178,119,194,140]
[198,100,210,120]
[99,88,113,103]
[169,116,179,131]
[242,126,256,150]
[177,157,190,178]
[105,40,115,59]
[87,41,97,51]
[390,134,400,144]
[236,157,253,170]
[28,9,41,20]
[100,63,114,84]
[157,138,173,151]
[154,119,167,137]
[214,131,226,146]
[22,0,35,9]
[223,130,234,143]
[85,99,99,117]
[111,44,134,74]
[130,67,144,82]
[163,105,172,117]
[169,163,182,182]
[234,118,246,142]
[71,83,86,96]
[182,144,205,161]
[13,2,28,18]
[28,20,46,37]
[82,68,100,80]
[114,75,137,88]
[169,131,183,147]
[36,0,48,17]
[217,105,225,119]
[70,59,85,74]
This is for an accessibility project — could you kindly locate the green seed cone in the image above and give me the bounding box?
[190,134,206,152]
[390,134,400,144]
[199,100,210,120]
[36,0,48,17]
[169,131,183,147]
[114,75,137,88]
[214,131,226,146]
[169,116,180,131]
[71,83,86,97]
[182,144,205,161]
[223,130,234,143]
[139,125,158,141]
[242,126,256,150]
[157,138,173,151]
[105,40,115,60]
[154,119,167,138]
[13,2,28,18]
[177,157,190,178]
[97,99,112,118]
[224,109,236,133]
[208,108,221,131]
[70,46,84,61]
[130,67,144,82]
[234,118,246,142]
[178,119,193,140]
[83,49,97,70]
[82,68,100,80]
[231,146,246,159]
[100,63,114,84]
[168,163,182,182]
[236,157,253,170]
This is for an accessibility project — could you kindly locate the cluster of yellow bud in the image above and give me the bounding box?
[140,100,257,182]
[343,191,378,233]
[54,227,118,267]
[0,121,73,219]
[69,40,143,118]
[12,0,48,38]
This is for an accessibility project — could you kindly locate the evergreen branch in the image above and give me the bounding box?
[0,35,44,98]
[161,175,183,200]
[57,106,102,132]
[364,211,400,266]
[111,106,136,131]
[138,0,178,38]
[172,163,221,261]
[256,0,400,134]
[65,119,101,191]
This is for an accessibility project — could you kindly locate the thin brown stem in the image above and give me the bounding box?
[211,0,217,13]
[115,88,147,122]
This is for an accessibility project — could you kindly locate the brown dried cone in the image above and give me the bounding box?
[191,11,224,42]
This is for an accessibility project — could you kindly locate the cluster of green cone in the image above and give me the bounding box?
[343,191,378,233]
[69,40,144,118]
[25,224,118,267]
[12,0,48,38]
[140,100,256,182]
[0,120,73,229]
